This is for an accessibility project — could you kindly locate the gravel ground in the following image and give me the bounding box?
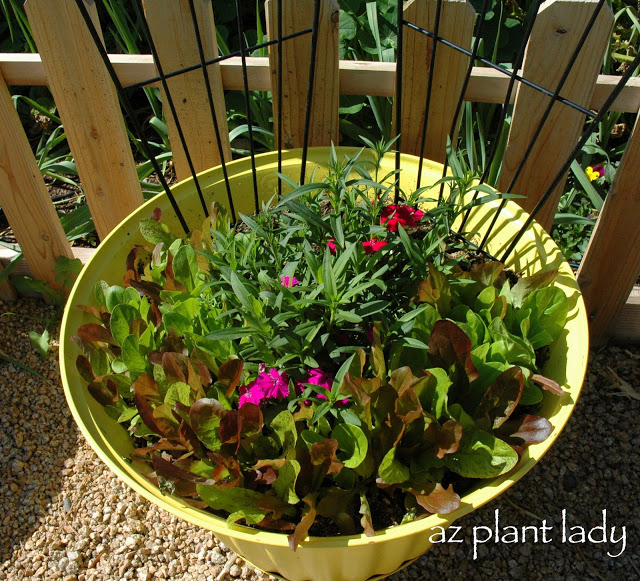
[0,297,638,581]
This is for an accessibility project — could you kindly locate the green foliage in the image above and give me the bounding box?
[12,255,82,307]
[551,156,609,262]
[470,0,538,66]
[73,150,567,546]
[339,0,397,141]
[0,0,35,52]
[4,256,81,360]
[607,0,640,72]
[29,328,50,360]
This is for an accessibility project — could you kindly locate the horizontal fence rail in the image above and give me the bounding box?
[3,53,640,112]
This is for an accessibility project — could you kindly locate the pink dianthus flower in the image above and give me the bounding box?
[280,276,299,288]
[238,368,289,407]
[296,368,349,406]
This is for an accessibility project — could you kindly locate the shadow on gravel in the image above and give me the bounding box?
[0,298,80,563]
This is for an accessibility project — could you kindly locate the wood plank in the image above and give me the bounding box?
[0,247,95,277]
[265,0,340,148]
[497,0,613,232]
[610,290,640,344]
[3,53,640,112]
[144,0,230,181]
[24,0,143,241]
[0,69,73,289]
[578,111,640,346]
[399,0,476,164]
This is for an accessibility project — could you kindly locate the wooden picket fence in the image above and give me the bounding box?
[0,0,639,345]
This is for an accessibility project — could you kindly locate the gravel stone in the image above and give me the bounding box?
[0,297,638,581]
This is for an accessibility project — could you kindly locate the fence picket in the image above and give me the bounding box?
[578,111,640,345]
[0,70,73,289]
[398,0,476,164]
[24,0,143,241]
[497,0,613,232]
[144,0,231,181]
[265,0,340,149]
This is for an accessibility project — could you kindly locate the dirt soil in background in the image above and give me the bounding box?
[0,297,638,581]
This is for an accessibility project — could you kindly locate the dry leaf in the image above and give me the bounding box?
[607,368,640,401]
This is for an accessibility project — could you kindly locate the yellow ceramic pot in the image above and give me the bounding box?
[59,148,588,581]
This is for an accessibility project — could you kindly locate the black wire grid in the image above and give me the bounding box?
[73,0,640,264]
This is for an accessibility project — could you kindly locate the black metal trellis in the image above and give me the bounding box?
[133,0,209,216]
[235,0,260,212]
[72,0,190,234]
[188,0,236,222]
[277,0,284,198]
[394,0,404,203]
[300,0,323,186]
[402,19,598,120]
[124,29,313,92]
[478,0,541,187]
[438,0,490,202]
[500,48,640,263]
[73,0,630,267]
[415,0,443,190]
[476,0,609,251]
[454,0,542,226]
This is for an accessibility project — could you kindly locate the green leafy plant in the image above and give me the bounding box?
[0,0,36,52]
[2,256,82,360]
[12,255,82,306]
[72,148,568,548]
[339,0,397,141]
[551,141,610,262]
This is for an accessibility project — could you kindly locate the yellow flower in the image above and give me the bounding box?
[585,166,603,181]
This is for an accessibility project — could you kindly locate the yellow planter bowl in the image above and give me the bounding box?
[60,148,588,581]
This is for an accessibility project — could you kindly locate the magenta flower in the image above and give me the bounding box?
[327,238,337,254]
[296,368,349,405]
[238,368,289,408]
[307,368,333,394]
[280,275,299,288]
[238,383,266,407]
[362,238,388,255]
[380,204,425,232]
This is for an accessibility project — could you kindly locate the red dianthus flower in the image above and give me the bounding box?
[380,204,424,232]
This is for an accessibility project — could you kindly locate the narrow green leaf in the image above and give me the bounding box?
[570,160,604,211]
[322,247,337,300]
[285,200,329,232]
[230,270,259,314]
[205,327,258,341]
